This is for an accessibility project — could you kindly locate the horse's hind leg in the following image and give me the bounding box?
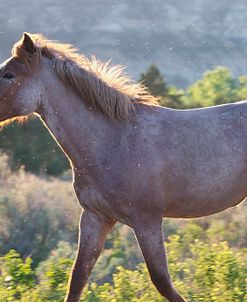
[64,210,115,302]
[133,219,186,302]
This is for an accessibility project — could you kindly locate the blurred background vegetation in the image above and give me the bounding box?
[0,64,246,301]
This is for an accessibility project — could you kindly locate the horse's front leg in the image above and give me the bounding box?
[133,219,186,302]
[64,209,115,302]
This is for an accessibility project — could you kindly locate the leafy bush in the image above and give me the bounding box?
[0,154,79,266]
[0,250,35,301]
[0,236,246,302]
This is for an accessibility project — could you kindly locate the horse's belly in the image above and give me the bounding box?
[163,182,247,218]
[164,197,245,218]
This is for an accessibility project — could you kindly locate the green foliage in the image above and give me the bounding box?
[38,258,73,301]
[159,86,186,109]
[0,250,35,301]
[0,155,79,266]
[36,241,76,280]
[0,118,69,176]
[0,237,246,302]
[140,64,168,96]
[140,65,247,110]
[0,195,58,266]
[236,76,247,100]
[140,64,186,108]
[167,236,246,302]
[91,224,142,284]
[184,66,243,108]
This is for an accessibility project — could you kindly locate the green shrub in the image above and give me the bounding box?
[1,236,246,302]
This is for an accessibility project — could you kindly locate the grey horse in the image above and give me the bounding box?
[0,33,245,302]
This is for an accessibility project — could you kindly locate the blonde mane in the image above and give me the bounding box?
[12,34,158,120]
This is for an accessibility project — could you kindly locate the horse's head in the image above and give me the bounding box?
[0,33,43,123]
[0,32,158,125]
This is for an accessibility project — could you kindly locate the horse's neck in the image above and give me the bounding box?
[37,82,110,171]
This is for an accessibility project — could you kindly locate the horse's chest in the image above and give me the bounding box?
[73,179,116,219]
[73,181,100,208]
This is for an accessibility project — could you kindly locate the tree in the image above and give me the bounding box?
[140,64,185,108]
[236,75,247,101]
[159,86,185,109]
[140,64,168,96]
[185,66,239,108]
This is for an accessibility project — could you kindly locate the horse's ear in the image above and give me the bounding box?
[21,33,36,55]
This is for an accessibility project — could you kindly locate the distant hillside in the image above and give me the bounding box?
[1,0,247,87]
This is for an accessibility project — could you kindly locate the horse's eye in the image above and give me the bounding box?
[3,73,14,80]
